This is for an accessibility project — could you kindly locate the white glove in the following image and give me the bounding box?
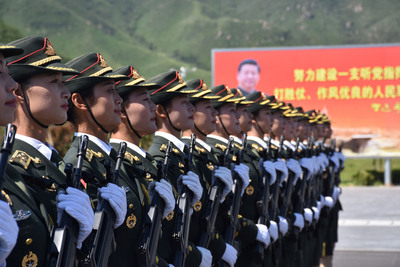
[293,212,304,230]
[299,158,313,180]
[179,171,203,206]
[98,183,127,228]
[57,187,95,248]
[233,163,250,195]
[221,243,238,267]
[332,186,341,203]
[286,158,302,185]
[256,224,271,248]
[324,196,335,208]
[273,159,288,184]
[319,195,325,208]
[312,206,320,221]
[318,153,329,172]
[268,220,279,243]
[330,154,340,172]
[303,208,313,226]
[312,156,320,176]
[197,246,212,267]
[214,166,234,202]
[0,201,19,266]
[263,160,277,185]
[149,179,175,218]
[278,216,289,236]
[336,151,346,169]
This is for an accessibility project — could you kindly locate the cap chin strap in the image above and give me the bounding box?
[121,106,142,139]
[20,85,49,129]
[255,118,265,135]
[82,97,109,134]
[162,105,182,133]
[194,123,208,138]
[217,115,232,137]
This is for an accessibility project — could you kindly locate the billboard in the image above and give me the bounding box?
[212,44,400,155]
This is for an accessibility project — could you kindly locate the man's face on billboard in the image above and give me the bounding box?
[237,64,260,92]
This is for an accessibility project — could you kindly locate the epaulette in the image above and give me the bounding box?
[124,151,140,164]
[9,150,42,169]
[160,143,180,154]
[85,149,103,162]
[215,143,227,151]
[270,144,279,150]
[251,143,264,152]
[234,143,243,150]
[194,145,206,154]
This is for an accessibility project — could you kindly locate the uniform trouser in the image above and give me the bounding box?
[311,221,324,266]
[278,234,298,267]
[325,202,341,256]
[235,243,263,267]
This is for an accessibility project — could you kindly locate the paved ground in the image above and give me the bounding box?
[332,186,400,266]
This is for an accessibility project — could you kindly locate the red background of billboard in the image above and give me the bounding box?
[213,46,400,132]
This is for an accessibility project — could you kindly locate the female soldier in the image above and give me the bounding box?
[109,65,176,266]
[0,43,22,267]
[63,53,146,266]
[4,36,94,266]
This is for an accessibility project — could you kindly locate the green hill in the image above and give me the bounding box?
[1,0,400,83]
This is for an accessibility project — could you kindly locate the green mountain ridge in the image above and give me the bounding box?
[1,0,400,83]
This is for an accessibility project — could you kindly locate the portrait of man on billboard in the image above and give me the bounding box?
[236,58,261,96]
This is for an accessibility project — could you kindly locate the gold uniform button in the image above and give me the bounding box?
[129,204,134,209]
[25,238,32,245]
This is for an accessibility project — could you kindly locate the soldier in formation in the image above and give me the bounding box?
[0,35,344,267]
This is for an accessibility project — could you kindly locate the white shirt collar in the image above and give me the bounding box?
[247,135,267,149]
[196,138,211,152]
[270,138,281,147]
[284,140,295,151]
[207,134,229,144]
[230,135,242,145]
[109,138,146,158]
[155,131,186,153]
[182,136,212,153]
[75,132,112,155]
[15,134,56,161]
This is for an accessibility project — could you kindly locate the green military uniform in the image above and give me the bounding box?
[64,136,144,266]
[181,137,229,263]
[2,165,52,267]
[2,36,82,267]
[5,138,68,266]
[148,133,204,266]
[206,135,260,248]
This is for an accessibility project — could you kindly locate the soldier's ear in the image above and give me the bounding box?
[155,104,167,119]
[70,93,87,110]
[14,84,24,103]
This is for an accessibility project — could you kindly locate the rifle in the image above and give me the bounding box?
[279,137,300,219]
[90,142,127,267]
[198,137,234,248]
[173,134,196,267]
[268,135,284,223]
[222,134,247,250]
[50,135,89,267]
[139,142,172,267]
[253,136,271,264]
[0,124,17,190]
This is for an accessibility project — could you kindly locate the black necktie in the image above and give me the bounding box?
[50,150,62,167]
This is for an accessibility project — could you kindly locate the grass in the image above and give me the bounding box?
[341,158,400,186]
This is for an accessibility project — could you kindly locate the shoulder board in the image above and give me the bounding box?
[194,145,206,154]
[160,144,180,154]
[234,143,243,150]
[124,151,140,164]
[86,149,103,162]
[9,150,42,169]
[251,143,264,152]
[215,143,227,151]
[270,144,279,150]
